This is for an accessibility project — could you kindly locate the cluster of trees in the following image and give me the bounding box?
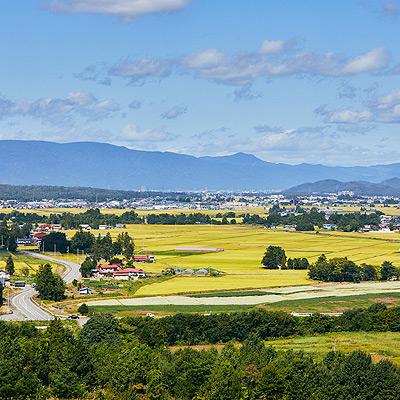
[309,255,400,282]
[35,264,66,301]
[0,220,32,251]
[244,206,383,232]
[261,246,309,270]
[42,230,135,261]
[1,311,400,399]
[120,305,400,346]
[146,212,233,225]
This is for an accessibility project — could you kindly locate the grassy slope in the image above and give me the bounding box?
[264,332,400,365]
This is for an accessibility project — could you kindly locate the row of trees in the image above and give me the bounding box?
[42,231,135,262]
[0,220,32,251]
[1,209,237,229]
[309,254,400,282]
[261,246,309,269]
[244,206,384,232]
[1,312,400,399]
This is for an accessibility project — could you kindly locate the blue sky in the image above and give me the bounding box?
[1,0,400,165]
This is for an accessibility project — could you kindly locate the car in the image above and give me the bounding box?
[68,314,80,320]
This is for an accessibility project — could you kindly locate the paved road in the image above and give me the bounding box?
[22,251,81,284]
[0,252,81,321]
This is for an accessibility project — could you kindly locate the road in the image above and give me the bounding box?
[0,252,81,321]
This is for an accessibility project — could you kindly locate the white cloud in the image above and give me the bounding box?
[48,0,191,19]
[341,48,390,75]
[325,109,372,123]
[109,58,172,84]
[161,105,187,119]
[0,92,120,126]
[259,40,286,54]
[182,49,225,69]
[122,123,175,142]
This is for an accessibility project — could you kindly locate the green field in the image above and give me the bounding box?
[0,251,59,279]
[62,224,400,295]
[264,332,400,365]
[88,304,255,316]
[263,292,400,313]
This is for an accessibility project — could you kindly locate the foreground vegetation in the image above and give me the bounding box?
[2,309,400,399]
[264,331,400,365]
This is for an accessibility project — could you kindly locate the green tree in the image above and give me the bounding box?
[78,303,89,315]
[115,232,135,262]
[42,232,70,253]
[36,264,66,301]
[261,246,286,269]
[5,255,15,276]
[79,314,120,347]
[70,230,95,252]
[380,261,397,280]
[0,282,4,306]
[80,257,97,278]
[91,233,114,261]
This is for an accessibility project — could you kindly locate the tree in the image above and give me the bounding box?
[79,314,120,346]
[380,261,398,281]
[0,282,4,306]
[35,264,66,301]
[78,303,89,315]
[115,232,135,262]
[6,236,17,252]
[261,246,286,269]
[287,257,309,270]
[91,233,114,261]
[5,255,15,276]
[70,230,95,252]
[42,232,70,253]
[80,257,97,278]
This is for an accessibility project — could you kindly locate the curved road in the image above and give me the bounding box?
[0,252,81,321]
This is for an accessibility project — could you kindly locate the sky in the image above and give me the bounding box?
[1,0,400,166]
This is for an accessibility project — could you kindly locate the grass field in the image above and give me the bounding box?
[88,304,255,316]
[60,224,400,295]
[0,251,59,279]
[264,332,400,365]
[263,292,400,313]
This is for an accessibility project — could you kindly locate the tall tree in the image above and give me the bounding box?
[80,257,97,278]
[35,264,66,301]
[5,255,15,276]
[261,246,286,269]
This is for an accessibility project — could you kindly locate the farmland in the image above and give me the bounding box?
[0,251,59,280]
[264,332,400,365]
[59,224,400,295]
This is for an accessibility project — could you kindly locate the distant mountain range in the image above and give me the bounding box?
[284,178,400,196]
[1,140,400,191]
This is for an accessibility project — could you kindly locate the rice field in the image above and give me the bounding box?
[0,251,58,279]
[60,224,400,295]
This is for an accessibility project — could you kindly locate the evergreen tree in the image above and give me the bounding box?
[5,255,15,276]
[35,264,66,301]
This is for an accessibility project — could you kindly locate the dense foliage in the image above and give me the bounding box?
[244,206,383,232]
[35,264,66,301]
[261,246,309,270]
[120,305,400,346]
[1,310,400,399]
[309,255,400,282]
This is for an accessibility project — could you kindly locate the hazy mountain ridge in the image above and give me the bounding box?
[284,178,400,196]
[1,140,400,191]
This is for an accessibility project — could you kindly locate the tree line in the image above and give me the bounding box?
[309,254,400,282]
[243,206,384,232]
[1,311,400,399]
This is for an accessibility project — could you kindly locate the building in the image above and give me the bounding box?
[79,287,93,295]
[133,254,155,263]
[112,268,146,280]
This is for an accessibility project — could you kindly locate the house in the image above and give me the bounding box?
[133,254,155,263]
[0,270,10,284]
[115,223,125,229]
[79,224,92,230]
[33,232,47,239]
[112,268,146,280]
[96,264,121,276]
[37,224,52,231]
[98,224,112,230]
[322,224,337,230]
[79,287,93,295]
